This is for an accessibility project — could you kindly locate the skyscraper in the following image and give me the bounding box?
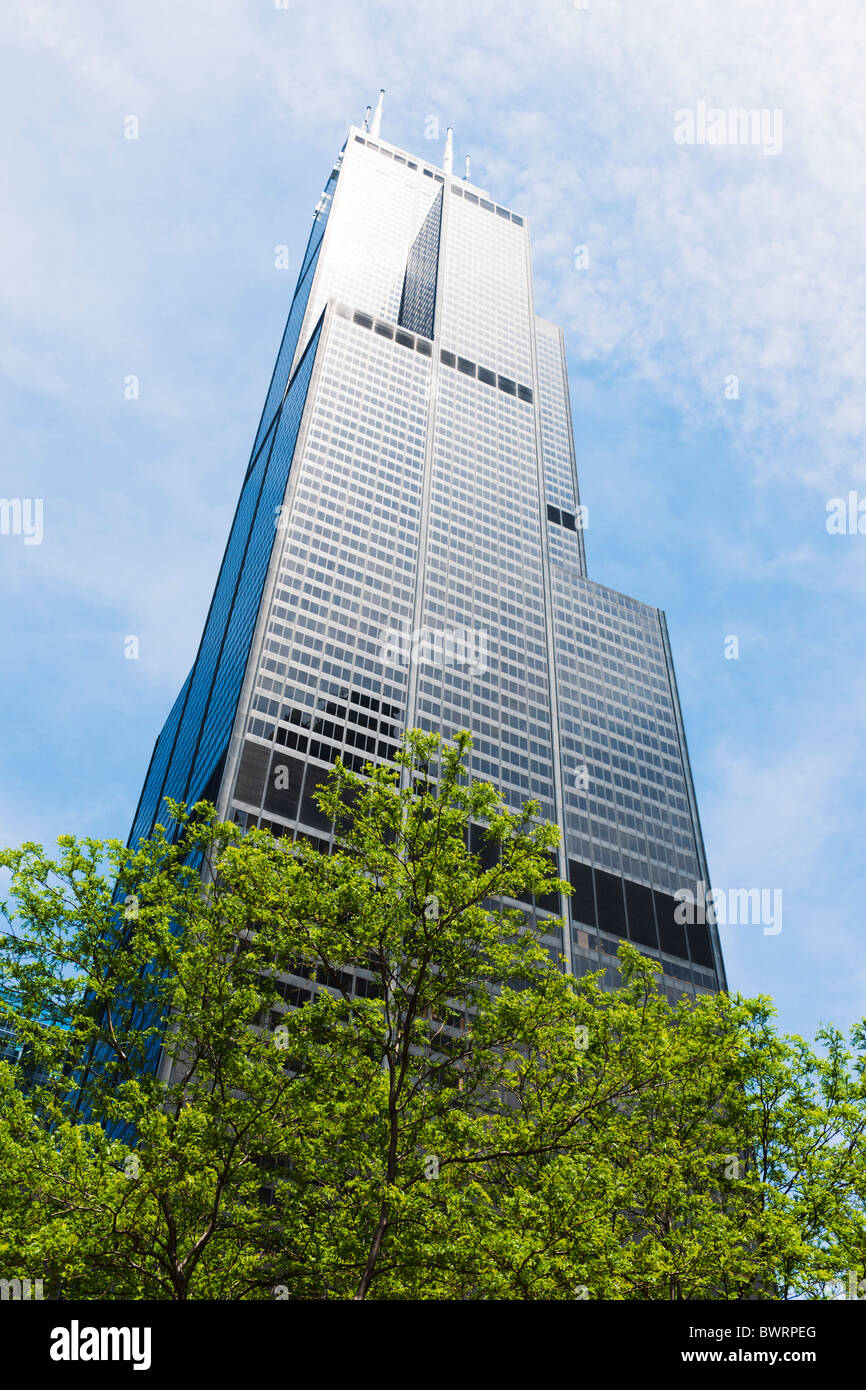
[128,95,726,1014]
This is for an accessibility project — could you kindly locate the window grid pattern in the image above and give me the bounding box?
[228,313,430,832]
[439,192,533,384]
[299,138,441,359]
[553,576,701,894]
[416,369,556,823]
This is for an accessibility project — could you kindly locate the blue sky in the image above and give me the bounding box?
[2,0,864,1043]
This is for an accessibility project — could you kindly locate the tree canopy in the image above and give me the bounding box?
[1,731,864,1300]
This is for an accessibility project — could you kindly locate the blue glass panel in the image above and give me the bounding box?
[128,671,191,846]
[128,319,323,845]
[186,337,321,799]
[247,166,337,462]
[399,187,442,339]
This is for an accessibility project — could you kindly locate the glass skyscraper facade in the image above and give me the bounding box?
[129,106,727,1013]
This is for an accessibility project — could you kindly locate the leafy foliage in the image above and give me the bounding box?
[0,731,864,1299]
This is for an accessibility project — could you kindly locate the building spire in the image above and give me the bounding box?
[464,154,471,182]
[362,104,371,133]
[443,127,454,176]
[369,89,385,139]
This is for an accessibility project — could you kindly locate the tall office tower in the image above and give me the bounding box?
[129,96,726,1018]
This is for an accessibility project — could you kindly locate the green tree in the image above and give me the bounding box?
[1,730,864,1300]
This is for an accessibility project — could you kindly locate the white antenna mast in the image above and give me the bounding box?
[443,127,454,176]
[369,89,385,139]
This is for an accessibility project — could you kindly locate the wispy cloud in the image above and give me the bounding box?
[1,0,865,1039]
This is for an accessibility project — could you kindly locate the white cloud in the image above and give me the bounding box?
[2,0,865,1040]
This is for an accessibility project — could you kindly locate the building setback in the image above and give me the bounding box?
[128,96,726,1041]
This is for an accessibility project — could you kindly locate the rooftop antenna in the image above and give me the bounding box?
[362,104,371,132]
[369,89,385,139]
[464,154,471,182]
[443,126,454,176]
